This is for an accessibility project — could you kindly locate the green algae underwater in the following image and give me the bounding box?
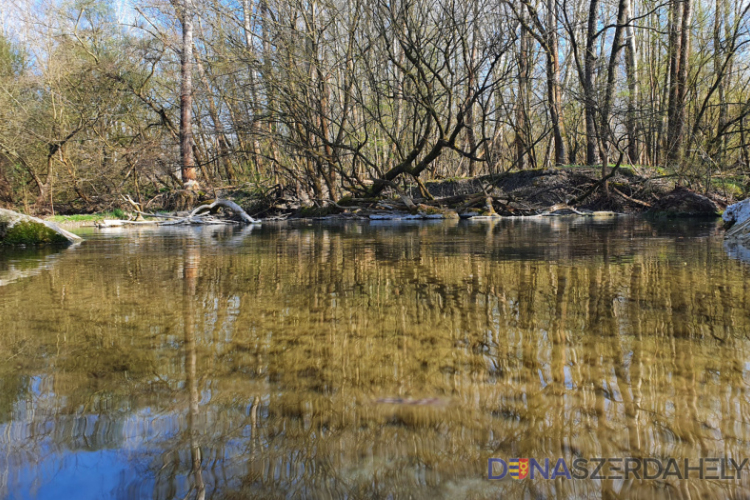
[1,217,750,499]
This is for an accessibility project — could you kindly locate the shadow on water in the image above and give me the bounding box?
[0,217,749,499]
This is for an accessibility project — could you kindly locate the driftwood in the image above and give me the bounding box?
[189,199,259,223]
[98,199,260,228]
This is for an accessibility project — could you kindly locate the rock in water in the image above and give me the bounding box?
[0,209,82,246]
[646,187,719,218]
[723,198,750,226]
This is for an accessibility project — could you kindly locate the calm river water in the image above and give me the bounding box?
[1,217,750,499]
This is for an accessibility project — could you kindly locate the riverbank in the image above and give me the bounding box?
[39,166,734,226]
[236,166,728,221]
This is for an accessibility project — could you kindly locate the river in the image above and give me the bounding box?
[1,217,749,499]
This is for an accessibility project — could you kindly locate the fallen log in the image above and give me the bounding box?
[160,215,235,225]
[98,199,260,228]
[189,199,260,224]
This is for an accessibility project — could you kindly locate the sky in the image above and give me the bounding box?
[0,0,138,41]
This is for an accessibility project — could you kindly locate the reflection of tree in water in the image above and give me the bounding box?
[1,220,750,498]
[184,245,204,500]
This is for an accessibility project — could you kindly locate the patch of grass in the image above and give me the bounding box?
[46,210,127,223]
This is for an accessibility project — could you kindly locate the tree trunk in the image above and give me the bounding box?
[180,0,197,190]
[666,0,683,162]
[623,0,639,164]
[673,0,692,164]
[259,0,279,184]
[241,0,264,175]
[584,0,601,166]
[600,0,628,183]
[546,0,566,166]
[317,63,337,200]
[715,0,728,162]
[515,13,531,170]
[465,5,480,175]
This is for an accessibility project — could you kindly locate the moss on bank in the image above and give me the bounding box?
[1,220,70,245]
[0,209,80,246]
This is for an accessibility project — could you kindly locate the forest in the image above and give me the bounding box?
[0,0,749,214]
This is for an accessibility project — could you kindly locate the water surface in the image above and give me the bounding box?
[1,218,749,499]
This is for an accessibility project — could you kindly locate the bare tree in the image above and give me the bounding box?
[176,0,198,190]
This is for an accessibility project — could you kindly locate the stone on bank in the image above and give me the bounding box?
[0,208,82,246]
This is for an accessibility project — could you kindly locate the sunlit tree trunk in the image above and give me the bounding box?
[546,0,566,166]
[179,0,197,190]
[674,0,692,164]
[714,0,728,162]
[623,0,639,164]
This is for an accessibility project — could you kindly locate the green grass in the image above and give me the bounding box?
[46,209,126,223]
